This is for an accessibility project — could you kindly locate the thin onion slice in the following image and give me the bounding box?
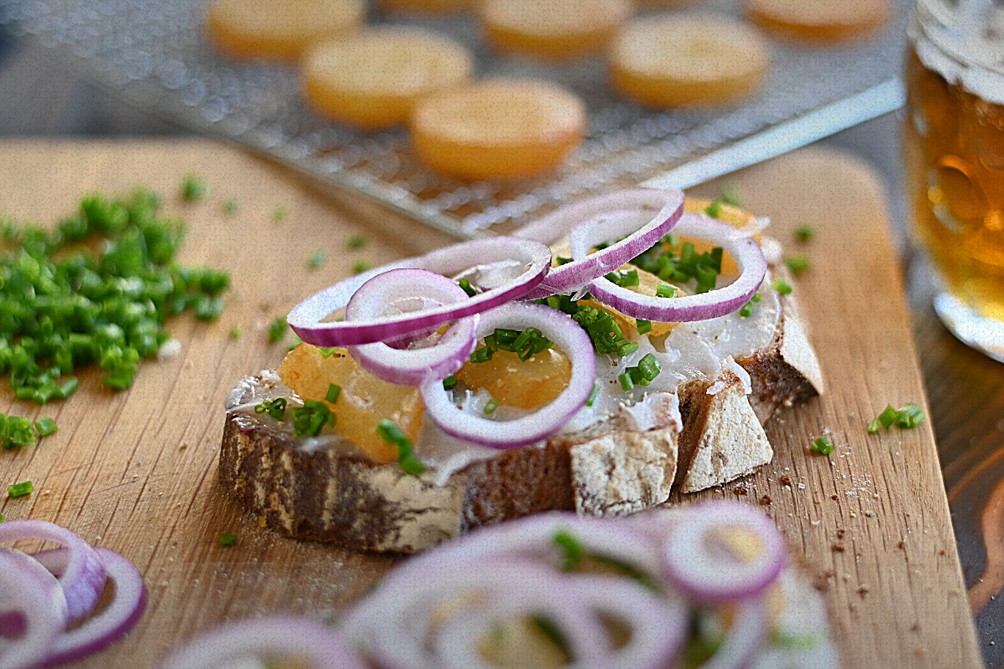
[586,212,767,322]
[570,574,689,669]
[0,519,106,624]
[0,548,67,669]
[430,577,610,669]
[519,189,684,299]
[661,500,786,603]
[346,268,479,386]
[33,547,147,668]
[702,596,769,669]
[420,301,595,448]
[288,237,551,346]
[159,614,367,669]
[345,559,606,669]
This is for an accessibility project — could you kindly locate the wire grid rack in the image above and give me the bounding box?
[0,0,909,240]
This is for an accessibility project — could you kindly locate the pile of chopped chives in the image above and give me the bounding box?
[0,188,230,403]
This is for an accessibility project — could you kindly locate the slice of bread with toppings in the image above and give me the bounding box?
[220,268,820,553]
[219,196,823,553]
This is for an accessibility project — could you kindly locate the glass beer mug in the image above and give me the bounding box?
[904,0,1004,361]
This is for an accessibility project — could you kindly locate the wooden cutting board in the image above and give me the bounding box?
[0,139,982,668]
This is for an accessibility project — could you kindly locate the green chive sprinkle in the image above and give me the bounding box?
[292,400,334,437]
[33,417,57,437]
[442,375,457,390]
[254,397,287,421]
[484,398,500,415]
[0,189,230,402]
[794,224,814,242]
[218,533,238,547]
[7,480,33,498]
[784,255,810,277]
[868,403,926,433]
[656,282,677,298]
[377,418,425,476]
[229,326,242,339]
[346,234,367,250]
[271,205,289,222]
[267,317,288,344]
[181,174,207,202]
[772,278,794,295]
[352,260,371,275]
[585,382,600,407]
[308,249,327,270]
[810,436,835,456]
[636,319,652,335]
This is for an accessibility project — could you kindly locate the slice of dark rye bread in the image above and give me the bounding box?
[218,280,823,554]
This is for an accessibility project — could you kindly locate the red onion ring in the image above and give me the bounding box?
[288,237,551,346]
[702,596,769,669]
[0,548,67,669]
[32,547,147,668]
[419,302,595,448]
[518,189,684,299]
[431,574,611,669]
[346,269,479,386]
[661,500,786,603]
[159,614,367,669]
[570,574,688,669]
[0,520,106,624]
[345,559,607,669]
[587,212,767,322]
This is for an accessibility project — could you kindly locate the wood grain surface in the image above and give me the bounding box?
[0,139,982,668]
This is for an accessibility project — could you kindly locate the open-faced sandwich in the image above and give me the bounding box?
[161,501,838,667]
[220,189,823,553]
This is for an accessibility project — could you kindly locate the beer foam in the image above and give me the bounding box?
[913,0,1004,104]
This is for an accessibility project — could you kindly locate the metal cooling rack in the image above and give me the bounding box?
[0,0,908,239]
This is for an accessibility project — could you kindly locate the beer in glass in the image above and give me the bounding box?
[904,0,1004,361]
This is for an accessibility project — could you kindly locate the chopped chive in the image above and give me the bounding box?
[346,234,367,250]
[656,282,677,298]
[458,278,477,297]
[869,403,925,432]
[810,436,834,456]
[229,326,242,339]
[772,278,793,295]
[254,397,287,421]
[0,513,5,523]
[291,400,334,437]
[377,418,425,476]
[33,417,58,437]
[704,200,723,219]
[553,528,585,571]
[181,174,207,202]
[271,204,289,222]
[7,481,33,498]
[308,249,327,270]
[585,382,600,407]
[442,374,457,390]
[483,398,500,415]
[618,371,634,392]
[794,224,814,242]
[218,532,238,547]
[739,303,753,318]
[636,319,652,335]
[784,254,810,277]
[325,383,341,404]
[352,260,371,275]
[267,317,288,344]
